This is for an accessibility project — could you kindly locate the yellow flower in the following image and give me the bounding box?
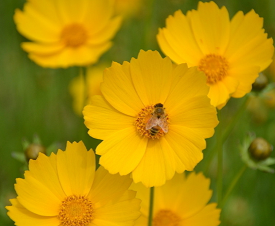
[69,64,106,115]
[83,50,218,187]
[157,1,274,108]
[6,141,141,226]
[132,172,221,226]
[14,0,121,68]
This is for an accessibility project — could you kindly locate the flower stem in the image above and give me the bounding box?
[148,187,155,226]
[220,165,247,208]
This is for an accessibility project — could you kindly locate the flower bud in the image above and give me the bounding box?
[24,144,46,162]
[252,73,268,91]
[248,137,273,161]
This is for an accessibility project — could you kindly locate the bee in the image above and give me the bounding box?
[146,103,169,136]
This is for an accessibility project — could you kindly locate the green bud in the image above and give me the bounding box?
[248,137,273,161]
[252,73,268,91]
[24,143,46,162]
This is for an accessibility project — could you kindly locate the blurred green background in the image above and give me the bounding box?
[1,0,275,225]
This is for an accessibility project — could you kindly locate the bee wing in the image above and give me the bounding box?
[145,116,159,130]
[158,118,169,133]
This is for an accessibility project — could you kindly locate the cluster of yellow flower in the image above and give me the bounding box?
[7,0,274,226]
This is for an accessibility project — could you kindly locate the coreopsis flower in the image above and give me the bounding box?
[14,0,121,68]
[6,141,141,226]
[132,172,221,226]
[157,1,274,108]
[83,50,218,187]
[69,64,106,115]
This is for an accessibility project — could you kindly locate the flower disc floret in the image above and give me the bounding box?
[58,195,93,226]
[61,24,87,48]
[153,209,181,226]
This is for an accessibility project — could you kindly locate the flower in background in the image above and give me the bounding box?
[6,141,141,226]
[69,64,107,115]
[114,0,144,18]
[132,172,221,226]
[14,0,121,68]
[157,1,274,108]
[83,50,218,187]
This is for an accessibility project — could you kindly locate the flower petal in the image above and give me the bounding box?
[15,172,60,216]
[130,50,174,106]
[56,141,95,196]
[88,167,133,208]
[6,199,59,226]
[164,125,205,171]
[132,139,176,187]
[96,127,148,175]
[83,95,134,140]
[182,203,221,226]
[27,43,111,68]
[101,61,144,116]
[189,1,230,55]
[92,191,141,226]
[21,42,65,55]
[28,153,65,201]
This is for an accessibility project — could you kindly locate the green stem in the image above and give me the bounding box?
[144,0,155,49]
[220,165,247,208]
[148,187,155,226]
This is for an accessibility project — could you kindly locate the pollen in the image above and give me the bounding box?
[153,209,181,226]
[198,54,229,85]
[135,105,168,140]
[58,195,93,226]
[61,23,88,48]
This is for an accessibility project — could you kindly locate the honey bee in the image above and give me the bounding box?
[146,103,168,136]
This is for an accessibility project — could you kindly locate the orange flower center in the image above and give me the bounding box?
[135,104,169,140]
[198,54,229,85]
[153,209,181,226]
[58,195,93,226]
[61,23,87,47]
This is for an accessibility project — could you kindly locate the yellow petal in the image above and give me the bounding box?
[225,10,274,71]
[28,153,65,201]
[189,1,230,55]
[208,81,231,107]
[15,172,60,216]
[101,61,144,116]
[164,64,209,114]
[132,139,175,187]
[83,95,134,140]
[27,43,111,68]
[56,141,95,196]
[130,50,174,106]
[6,199,59,226]
[92,190,141,226]
[87,16,121,45]
[14,7,60,43]
[21,42,65,55]
[164,125,204,171]
[182,203,221,226]
[88,167,132,208]
[175,172,213,219]
[96,127,148,175]
[169,96,218,138]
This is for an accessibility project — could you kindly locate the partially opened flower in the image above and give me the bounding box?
[83,50,218,187]
[132,172,221,226]
[6,141,141,226]
[69,64,106,115]
[157,1,274,108]
[14,0,121,68]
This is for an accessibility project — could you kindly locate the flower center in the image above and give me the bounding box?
[58,195,93,226]
[61,23,87,48]
[198,54,229,85]
[135,104,169,140]
[153,209,181,226]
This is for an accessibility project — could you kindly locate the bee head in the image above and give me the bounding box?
[154,103,163,108]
